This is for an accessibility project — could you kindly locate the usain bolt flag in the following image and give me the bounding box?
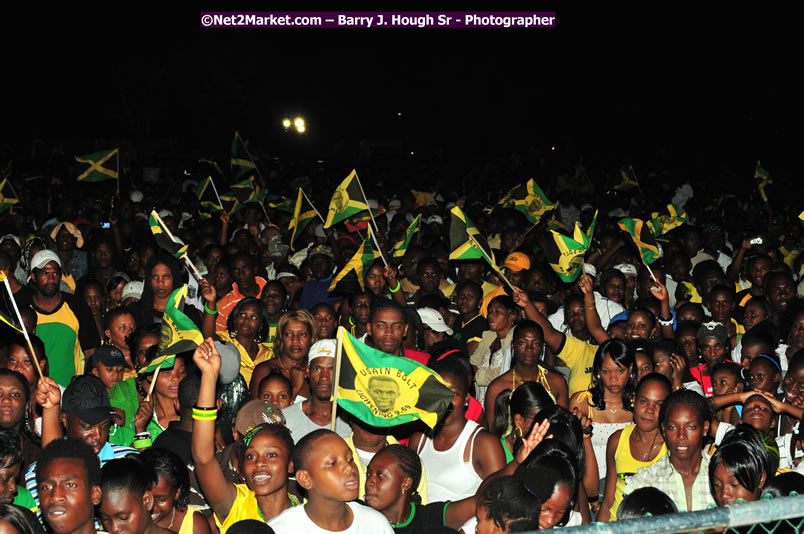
[153,285,204,359]
[336,327,453,429]
[618,217,660,266]
[324,169,369,228]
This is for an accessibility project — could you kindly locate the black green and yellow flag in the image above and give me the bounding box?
[195,176,223,218]
[75,148,119,182]
[228,176,265,205]
[219,191,242,216]
[392,214,421,258]
[543,220,593,283]
[0,272,22,333]
[329,234,379,294]
[324,170,369,228]
[618,217,660,266]
[153,285,204,358]
[149,211,189,260]
[449,206,494,263]
[231,131,257,179]
[498,179,556,224]
[754,161,772,203]
[648,204,687,236]
[268,196,295,214]
[336,327,453,429]
[289,188,319,251]
[0,178,19,215]
[614,164,639,191]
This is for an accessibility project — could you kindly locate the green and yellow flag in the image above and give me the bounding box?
[618,217,660,265]
[614,164,639,191]
[289,188,319,251]
[149,211,189,260]
[324,170,369,228]
[153,285,204,358]
[195,176,223,218]
[392,214,421,258]
[75,148,118,182]
[0,178,19,215]
[229,176,264,205]
[449,206,494,263]
[231,131,257,179]
[336,327,453,429]
[648,204,687,236]
[498,179,556,224]
[542,215,595,283]
[754,161,772,203]
[329,234,379,294]
[268,196,295,214]
[0,272,22,333]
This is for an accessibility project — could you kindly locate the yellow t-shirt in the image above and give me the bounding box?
[609,424,667,520]
[557,335,598,397]
[216,331,274,387]
[215,484,301,533]
[178,505,202,534]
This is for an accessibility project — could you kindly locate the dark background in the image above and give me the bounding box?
[1,6,801,187]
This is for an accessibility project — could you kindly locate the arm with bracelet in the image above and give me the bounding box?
[191,338,238,524]
[199,278,222,341]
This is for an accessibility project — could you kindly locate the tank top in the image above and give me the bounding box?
[418,420,483,502]
[608,424,667,520]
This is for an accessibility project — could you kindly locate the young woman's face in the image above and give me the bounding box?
[626,311,655,340]
[280,320,312,362]
[663,404,709,462]
[603,277,625,304]
[741,395,774,433]
[364,450,409,513]
[154,358,186,399]
[634,352,654,382]
[652,350,673,380]
[135,334,159,368]
[783,363,804,408]
[149,475,179,525]
[0,375,26,429]
[241,432,291,497]
[150,263,174,300]
[748,358,780,394]
[106,313,136,350]
[742,301,768,331]
[633,381,669,432]
[475,501,503,534]
[487,303,514,333]
[539,483,573,530]
[83,285,103,316]
[99,488,152,534]
[259,377,292,409]
[599,354,631,395]
[711,462,762,506]
[234,302,263,340]
[6,345,37,385]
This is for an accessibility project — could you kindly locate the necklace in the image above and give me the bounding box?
[607,408,618,414]
[642,430,661,461]
[167,507,176,530]
[257,494,301,522]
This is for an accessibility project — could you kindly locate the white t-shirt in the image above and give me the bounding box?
[268,501,393,534]
[281,402,352,444]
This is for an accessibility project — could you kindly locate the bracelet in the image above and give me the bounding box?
[582,424,594,436]
[192,407,218,421]
[133,432,152,449]
[389,280,402,293]
[204,302,219,315]
[657,315,674,326]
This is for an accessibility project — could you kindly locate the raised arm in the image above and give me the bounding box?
[578,274,609,344]
[199,279,221,341]
[512,286,564,353]
[384,264,406,306]
[191,338,237,523]
[35,377,63,448]
[649,279,674,340]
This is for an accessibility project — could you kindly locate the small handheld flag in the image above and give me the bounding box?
[149,211,189,260]
[392,214,421,258]
[449,206,494,263]
[618,217,660,266]
[324,170,369,228]
[289,188,320,251]
[497,179,556,225]
[155,285,204,358]
[329,234,380,294]
[75,149,119,182]
[754,161,772,204]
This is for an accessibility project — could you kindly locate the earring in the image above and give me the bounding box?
[515,426,523,437]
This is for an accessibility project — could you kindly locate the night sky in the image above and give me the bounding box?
[2,6,802,181]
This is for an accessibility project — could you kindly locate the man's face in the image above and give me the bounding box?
[308,357,335,401]
[748,257,772,287]
[99,488,152,534]
[149,263,174,300]
[457,262,482,283]
[699,338,728,369]
[456,285,481,316]
[368,308,407,355]
[364,266,385,296]
[310,254,332,280]
[312,306,337,339]
[352,296,371,326]
[63,414,111,454]
[766,276,794,313]
[707,290,734,322]
[506,268,526,288]
[418,264,441,294]
[33,261,61,297]
[230,257,255,287]
[368,378,400,412]
[0,461,20,504]
[55,227,75,251]
[39,458,101,534]
[93,243,114,268]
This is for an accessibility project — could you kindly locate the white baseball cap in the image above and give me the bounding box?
[417,308,453,336]
[308,339,337,363]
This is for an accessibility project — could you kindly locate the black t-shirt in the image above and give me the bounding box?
[394,501,449,533]
[454,314,488,344]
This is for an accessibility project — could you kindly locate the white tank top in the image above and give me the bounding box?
[418,420,483,502]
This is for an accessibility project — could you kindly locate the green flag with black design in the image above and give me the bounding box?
[618,217,660,265]
[754,161,772,203]
[543,220,592,282]
[498,179,556,224]
[614,164,639,191]
[449,206,494,263]
[231,131,256,179]
[336,327,453,429]
[324,170,369,228]
[289,188,319,251]
[648,204,687,236]
[195,176,222,219]
[153,285,204,358]
[75,148,118,182]
[329,234,379,294]
[392,214,421,258]
[149,211,188,260]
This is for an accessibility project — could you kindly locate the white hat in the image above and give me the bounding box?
[417,308,453,336]
[308,339,337,363]
[31,250,62,271]
[613,263,638,277]
[121,281,144,301]
[388,199,401,210]
[583,263,597,277]
[129,191,144,203]
[425,215,443,225]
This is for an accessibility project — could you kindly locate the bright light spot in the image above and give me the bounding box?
[294,117,305,128]
[551,146,556,151]
[297,125,306,133]
[410,151,414,155]
[397,112,402,116]
[282,118,291,129]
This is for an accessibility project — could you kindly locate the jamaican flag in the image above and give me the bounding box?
[153,285,204,359]
[392,214,421,258]
[449,206,494,263]
[754,161,772,203]
[498,179,556,224]
[0,178,19,215]
[289,188,319,251]
[219,191,242,216]
[324,170,369,228]
[229,176,264,205]
[269,196,295,214]
[543,221,593,283]
[618,217,660,265]
[231,131,256,179]
[149,211,189,260]
[336,327,453,429]
[0,272,22,333]
[75,148,118,182]
[195,176,222,219]
[648,204,687,236]
[614,164,639,191]
[329,234,379,294]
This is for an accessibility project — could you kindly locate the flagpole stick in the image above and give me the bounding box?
[301,188,326,224]
[146,364,162,402]
[353,171,381,235]
[208,176,224,208]
[331,328,345,431]
[152,211,204,281]
[183,255,204,281]
[368,225,388,267]
[467,234,516,293]
[2,277,43,380]
[645,262,657,283]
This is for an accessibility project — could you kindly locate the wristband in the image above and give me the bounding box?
[581,424,594,436]
[133,432,152,449]
[657,315,674,326]
[389,280,402,293]
[192,407,218,421]
[204,302,219,315]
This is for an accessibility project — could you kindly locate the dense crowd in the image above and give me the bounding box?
[0,160,802,534]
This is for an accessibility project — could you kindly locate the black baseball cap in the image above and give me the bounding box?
[88,345,131,369]
[62,375,118,425]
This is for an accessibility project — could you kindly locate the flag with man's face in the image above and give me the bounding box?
[336,328,453,429]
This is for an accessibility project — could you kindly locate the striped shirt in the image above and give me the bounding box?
[623,451,715,512]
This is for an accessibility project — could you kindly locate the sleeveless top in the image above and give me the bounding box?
[418,420,483,502]
[575,391,630,481]
[608,424,667,520]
